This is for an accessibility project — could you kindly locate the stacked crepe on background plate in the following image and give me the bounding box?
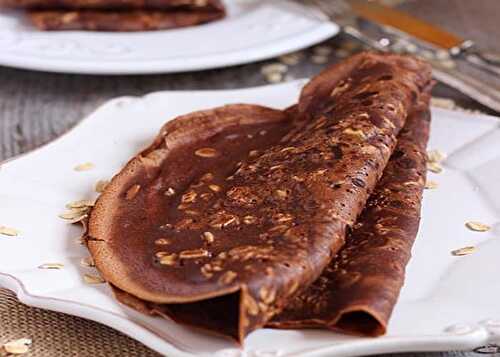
[0,0,226,31]
[86,52,433,343]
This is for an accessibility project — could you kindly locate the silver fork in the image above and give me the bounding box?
[297,0,500,77]
[289,0,500,113]
[291,0,392,51]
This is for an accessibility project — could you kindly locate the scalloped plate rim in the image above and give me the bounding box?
[0,272,492,357]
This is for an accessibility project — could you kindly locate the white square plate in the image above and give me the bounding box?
[1,80,499,356]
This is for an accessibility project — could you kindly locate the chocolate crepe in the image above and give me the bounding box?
[0,0,225,31]
[0,0,224,10]
[87,52,432,342]
[28,8,225,31]
[268,92,432,336]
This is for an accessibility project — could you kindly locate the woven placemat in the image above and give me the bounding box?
[0,289,160,356]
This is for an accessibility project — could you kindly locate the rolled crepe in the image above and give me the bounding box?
[268,92,432,335]
[87,52,432,342]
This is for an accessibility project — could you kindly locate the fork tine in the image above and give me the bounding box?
[286,0,332,21]
[310,0,351,18]
[287,0,353,25]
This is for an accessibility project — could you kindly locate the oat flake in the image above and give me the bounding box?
[424,180,438,189]
[66,199,95,209]
[451,246,476,256]
[279,52,303,66]
[59,210,88,221]
[38,263,64,270]
[159,254,177,266]
[0,226,20,237]
[427,162,443,173]
[311,54,329,64]
[465,221,491,232]
[195,148,219,158]
[260,63,287,75]
[74,162,94,171]
[265,72,283,84]
[427,149,446,163]
[313,45,332,56]
[3,338,32,354]
[80,257,95,267]
[83,273,105,284]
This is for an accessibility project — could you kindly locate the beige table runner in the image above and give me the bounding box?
[0,289,159,356]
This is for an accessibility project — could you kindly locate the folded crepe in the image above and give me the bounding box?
[268,93,432,336]
[0,0,224,10]
[28,9,225,31]
[86,52,432,343]
[0,0,225,31]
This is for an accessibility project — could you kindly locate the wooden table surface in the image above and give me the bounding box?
[0,0,498,356]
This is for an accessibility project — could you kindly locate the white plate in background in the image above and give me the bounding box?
[0,80,500,356]
[0,1,339,75]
